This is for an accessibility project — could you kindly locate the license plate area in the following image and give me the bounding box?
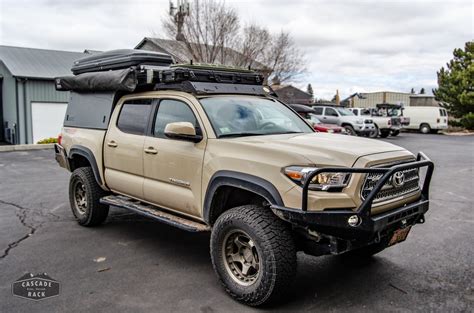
[388,226,411,246]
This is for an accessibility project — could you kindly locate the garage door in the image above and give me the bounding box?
[31,102,67,144]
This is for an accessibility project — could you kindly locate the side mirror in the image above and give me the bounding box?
[164,122,203,143]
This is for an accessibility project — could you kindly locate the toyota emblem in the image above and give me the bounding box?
[392,171,405,188]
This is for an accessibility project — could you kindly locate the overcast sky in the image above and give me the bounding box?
[0,0,472,99]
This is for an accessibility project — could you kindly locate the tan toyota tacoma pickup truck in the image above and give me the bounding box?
[54,50,434,306]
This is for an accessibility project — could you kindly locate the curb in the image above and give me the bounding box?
[441,132,474,136]
[0,144,55,152]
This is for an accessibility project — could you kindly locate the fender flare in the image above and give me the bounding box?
[69,145,103,186]
[203,170,284,224]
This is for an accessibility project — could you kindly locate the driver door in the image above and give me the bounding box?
[142,98,206,218]
[323,107,339,124]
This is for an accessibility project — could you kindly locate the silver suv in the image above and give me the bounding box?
[312,105,376,136]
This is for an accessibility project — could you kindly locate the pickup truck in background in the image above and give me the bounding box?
[349,107,402,138]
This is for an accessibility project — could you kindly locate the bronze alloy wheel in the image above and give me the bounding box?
[222,229,261,286]
[73,181,88,215]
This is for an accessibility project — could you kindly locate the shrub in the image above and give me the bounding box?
[37,137,58,144]
[448,119,463,127]
[460,113,474,130]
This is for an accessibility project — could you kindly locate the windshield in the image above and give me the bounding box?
[336,108,355,116]
[199,96,313,138]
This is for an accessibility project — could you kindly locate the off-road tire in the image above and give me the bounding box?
[69,167,109,226]
[420,123,431,134]
[210,205,296,306]
[344,125,357,136]
[380,129,390,138]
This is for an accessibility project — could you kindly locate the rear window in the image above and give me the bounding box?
[439,108,447,116]
[117,99,153,135]
[313,107,323,115]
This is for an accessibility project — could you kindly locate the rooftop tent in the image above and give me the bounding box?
[71,49,174,75]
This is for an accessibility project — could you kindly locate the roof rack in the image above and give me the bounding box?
[56,63,269,96]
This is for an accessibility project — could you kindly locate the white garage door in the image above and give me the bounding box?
[31,102,67,144]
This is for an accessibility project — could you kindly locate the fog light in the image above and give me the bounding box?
[348,215,361,227]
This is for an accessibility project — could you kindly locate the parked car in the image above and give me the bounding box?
[312,105,376,136]
[349,107,401,138]
[289,104,344,133]
[54,49,434,306]
[402,106,448,134]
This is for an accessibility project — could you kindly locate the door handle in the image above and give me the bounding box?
[144,147,158,155]
[107,141,118,148]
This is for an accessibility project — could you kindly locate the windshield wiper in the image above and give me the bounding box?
[218,132,265,138]
[219,131,304,138]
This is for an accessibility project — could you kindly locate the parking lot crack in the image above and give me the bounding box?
[0,199,40,260]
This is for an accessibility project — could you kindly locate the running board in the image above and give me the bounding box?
[100,195,211,232]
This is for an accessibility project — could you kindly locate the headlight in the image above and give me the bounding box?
[283,166,351,191]
[356,119,364,124]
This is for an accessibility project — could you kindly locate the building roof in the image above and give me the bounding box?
[136,37,266,69]
[0,45,87,79]
[272,85,313,105]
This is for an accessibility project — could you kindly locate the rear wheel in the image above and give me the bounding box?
[380,129,390,138]
[69,167,109,226]
[343,125,357,136]
[420,123,431,134]
[210,205,296,306]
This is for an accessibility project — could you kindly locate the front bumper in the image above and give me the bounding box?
[354,124,375,135]
[271,152,434,241]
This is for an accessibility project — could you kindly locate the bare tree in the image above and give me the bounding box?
[162,0,306,83]
[232,24,271,68]
[163,0,239,64]
[264,31,306,83]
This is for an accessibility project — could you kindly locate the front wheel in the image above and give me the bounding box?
[344,125,357,136]
[391,129,400,136]
[210,205,296,306]
[69,167,109,226]
[369,125,379,138]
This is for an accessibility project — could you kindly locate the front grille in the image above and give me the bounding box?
[361,165,420,204]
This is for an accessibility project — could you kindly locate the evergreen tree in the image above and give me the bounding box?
[419,88,425,94]
[433,41,474,117]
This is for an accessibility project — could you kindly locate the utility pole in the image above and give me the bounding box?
[169,0,190,42]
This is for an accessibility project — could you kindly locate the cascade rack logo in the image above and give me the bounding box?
[12,273,60,301]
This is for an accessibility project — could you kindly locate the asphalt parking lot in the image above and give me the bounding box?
[0,132,473,313]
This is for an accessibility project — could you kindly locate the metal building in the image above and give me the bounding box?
[347,91,412,108]
[0,46,87,144]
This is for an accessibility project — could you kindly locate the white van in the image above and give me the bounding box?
[402,107,448,134]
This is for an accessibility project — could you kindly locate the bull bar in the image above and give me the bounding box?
[271,152,434,240]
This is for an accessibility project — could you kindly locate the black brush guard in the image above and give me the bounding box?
[271,152,434,240]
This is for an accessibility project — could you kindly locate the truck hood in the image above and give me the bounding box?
[225,132,408,166]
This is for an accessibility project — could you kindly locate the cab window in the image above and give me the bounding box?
[325,107,338,117]
[153,99,198,139]
[117,99,153,135]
